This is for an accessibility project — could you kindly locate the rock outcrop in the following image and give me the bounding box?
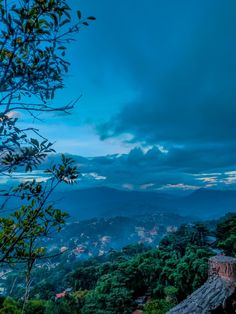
[167,255,236,314]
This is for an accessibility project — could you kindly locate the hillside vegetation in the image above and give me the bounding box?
[0,213,235,313]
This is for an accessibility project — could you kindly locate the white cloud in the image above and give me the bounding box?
[140,183,155,190]
[81,172,106,181]
[160,183,199,191]
[122,183,134,190]
[196,177,218,183]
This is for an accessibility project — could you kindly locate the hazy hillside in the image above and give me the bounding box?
[51,187,176,219]
[180,188,236,217]
[2,186,235,220]
[50,187,236,220]
[44,212,191,257]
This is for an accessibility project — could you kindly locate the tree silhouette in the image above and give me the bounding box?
[0,0,95,309]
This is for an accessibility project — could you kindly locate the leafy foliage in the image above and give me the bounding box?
[143,299,175,314]
[23,224,212,313]
[0,0,95,311]
[0,0,94,265]
[0,0,95,175]
[0,155,79,265]
[0,298,20,314]
[0,0,93,107]
[216,213,236,256]
[0,215,235,313]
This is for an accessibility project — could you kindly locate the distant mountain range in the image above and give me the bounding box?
[50,187,236,220]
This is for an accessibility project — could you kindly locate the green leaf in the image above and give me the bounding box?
[30,138,39,146]
[77,10,82,19]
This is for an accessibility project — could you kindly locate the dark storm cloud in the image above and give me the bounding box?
[97,0,236,149]
[92,0,236,191]
[3,145,236,191]
[12,0,236,192]
[71,145,236,191]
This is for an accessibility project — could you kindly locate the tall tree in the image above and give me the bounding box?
[0,0,94,174]
[0,0,95,309]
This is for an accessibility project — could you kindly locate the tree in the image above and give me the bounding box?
[0,0,93,174]
[24,299,47,314]
[191,223,209,246]
[83,287,134,314]
[0,297,21,314]
[143,299,175,314]
[169,245,212,299]
[216,213,236,256]
[0,0,95,310]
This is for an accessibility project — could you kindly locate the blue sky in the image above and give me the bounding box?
[19,0,236,191]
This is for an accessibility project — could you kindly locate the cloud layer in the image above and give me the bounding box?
[96,0,236,170]
[67,146,236,192]
[6,1,236,193]
[2,145,236,192]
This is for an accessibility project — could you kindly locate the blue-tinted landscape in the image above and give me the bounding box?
[0,0,236,313]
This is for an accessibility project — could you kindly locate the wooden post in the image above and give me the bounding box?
[208,255,236,282]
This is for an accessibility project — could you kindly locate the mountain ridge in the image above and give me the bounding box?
[50,186,236,220]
